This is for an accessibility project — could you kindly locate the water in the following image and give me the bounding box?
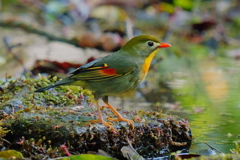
[155,56,240,153]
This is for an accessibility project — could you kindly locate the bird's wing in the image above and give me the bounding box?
[69,57,135,81]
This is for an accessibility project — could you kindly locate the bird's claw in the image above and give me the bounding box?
[108,117,134,130]
[102,121,115,131]
[88,120,115,131]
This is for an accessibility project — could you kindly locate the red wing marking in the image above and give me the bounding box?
[101,68,117,75]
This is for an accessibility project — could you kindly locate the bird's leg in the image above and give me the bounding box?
[89,99,115,131]
[102,96,134,130]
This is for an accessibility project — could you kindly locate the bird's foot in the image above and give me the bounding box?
[89,119,115,131]
[108,117,134,130]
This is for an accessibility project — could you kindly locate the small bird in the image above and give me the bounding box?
[35,35,171,131]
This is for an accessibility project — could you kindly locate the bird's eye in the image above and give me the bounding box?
[148,41,154,47]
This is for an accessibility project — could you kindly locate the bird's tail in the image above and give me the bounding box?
[35,77,73,92]
[35,84,59,92]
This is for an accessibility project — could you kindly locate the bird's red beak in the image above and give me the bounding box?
[158,43,171,48]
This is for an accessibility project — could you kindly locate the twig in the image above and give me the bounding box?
[125,17,133,40]
[205,142,222,153]
[5,73,8,82]
[3,36,30,77]
[0,19,79,47]
[1,138,11,145]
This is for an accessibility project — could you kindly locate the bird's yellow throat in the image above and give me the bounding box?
[141,49,159,78]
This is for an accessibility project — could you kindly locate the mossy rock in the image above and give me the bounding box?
[0,77,192,159]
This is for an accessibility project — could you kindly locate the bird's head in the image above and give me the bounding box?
[121,35,171,58]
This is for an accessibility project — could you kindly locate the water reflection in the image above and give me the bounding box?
[161,58,240,153]
[122,56,240,153]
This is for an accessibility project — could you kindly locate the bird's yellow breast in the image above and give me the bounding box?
[141,49,159,79]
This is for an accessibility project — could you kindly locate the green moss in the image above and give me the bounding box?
[0,76,92,111]
[0,150,23,158]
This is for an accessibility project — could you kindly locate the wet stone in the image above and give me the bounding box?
[0,77,192,159]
